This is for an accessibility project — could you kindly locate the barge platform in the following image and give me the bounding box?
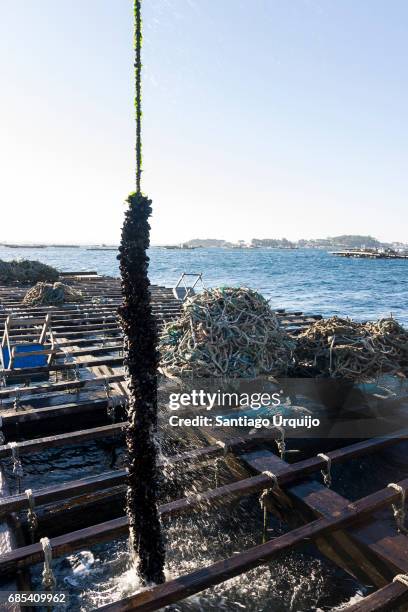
[0,274,407,611]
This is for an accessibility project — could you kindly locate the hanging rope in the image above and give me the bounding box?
[25,488,39,541]
[0,417,5,446]
[13,387,21,411]
[104,381,113,421]
[8,442,23,492]
[387,483,407,534]
[274,426,286,460]
[134,0,142,193]
[259,471,280,543]
[214,440,228,488]
[317,453,332,488]
[102,315,107,347]
[40,537,56,591]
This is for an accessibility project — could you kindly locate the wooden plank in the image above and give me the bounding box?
[1,397,122,428]
[7,318,47,327]
[0,373,125,400]
[0,422,126,458]
[343,580,408,611]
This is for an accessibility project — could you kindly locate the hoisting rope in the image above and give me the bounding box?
[25,488,39,540]
[8,442,23,492]
[387,483,407,534]
[40,537,56,591]
[317,453,332,488]
[134,0,142,192]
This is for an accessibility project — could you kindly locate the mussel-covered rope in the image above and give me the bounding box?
[117,0,165,586]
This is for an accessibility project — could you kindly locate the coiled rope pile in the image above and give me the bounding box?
[159,287,294,378]
[295,316,408,380]
[23,282,84,306]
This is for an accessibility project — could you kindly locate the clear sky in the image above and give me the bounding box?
[0,0,407,245]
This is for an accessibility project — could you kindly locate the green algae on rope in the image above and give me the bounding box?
[118,192,165,585]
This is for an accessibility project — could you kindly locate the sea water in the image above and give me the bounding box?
[0,245,407,324]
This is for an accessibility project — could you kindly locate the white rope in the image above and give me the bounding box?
[387,483,407,534]
[40,537,56,591]
[13,388,21,411]
[104,381,115,422]
[102,315,106,346]
[8,442,24,479]
[110,396,123,422]
[25,488,38,537]
[215,440,229,456]
[260,471,280,509]
[213,441,228,488]
[262,471,279,490]
[0,416,4,445]
[259,471,280,542]
[317,453,332,488]
[393,574,408,587]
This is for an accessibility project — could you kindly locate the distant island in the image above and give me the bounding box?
[174,235,407,250]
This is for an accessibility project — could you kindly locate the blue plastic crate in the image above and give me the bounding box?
[1,343,48,369]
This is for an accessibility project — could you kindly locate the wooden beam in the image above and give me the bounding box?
[342,580,408,611]
[0,422,126,458]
